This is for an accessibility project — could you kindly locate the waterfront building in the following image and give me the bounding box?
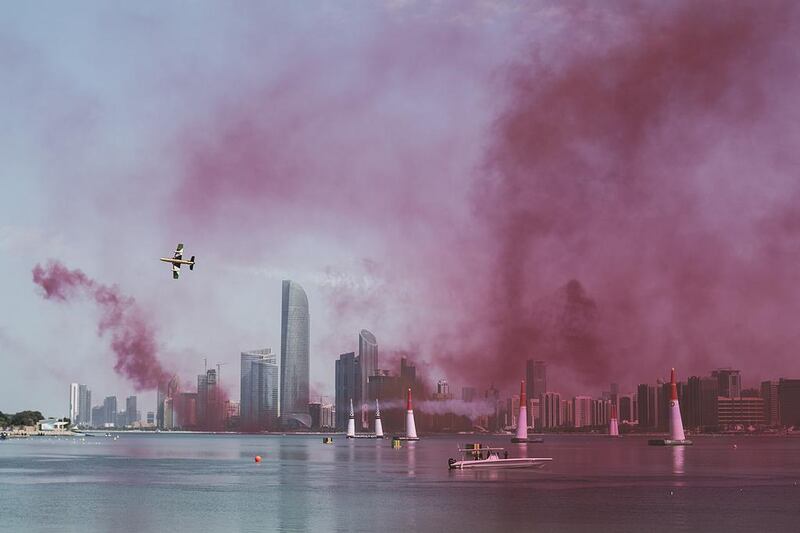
[176,392,197,428]
[91,405,104,427]
[526,360,547,403]
[335,352,361,431]
[358,329,378,430]
[241,349,278,430]
[197,369,222,430]
[156,376,178,430]
[711,368,742,398]
[717,397,765,427]
[573,396,593,428]
[103,396,117,427]
[560,398,573,427]
[78,385,92,426]
[146,411,155,425]
[618,394,635,423]
[529,397,541,429]
[778,379,800,426]
[126,396,137,426]
[637,384,658,429]
[69,383,79,423]
[761,380,780,426]
[309,402,322,430]
[253,359,279,429]
[542,392,561,429]
[280,280,310,428]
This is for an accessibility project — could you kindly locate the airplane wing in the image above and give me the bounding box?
[172,263,180,279]
[173,243,184,260]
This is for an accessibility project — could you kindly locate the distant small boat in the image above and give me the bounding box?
[448,444,552,470]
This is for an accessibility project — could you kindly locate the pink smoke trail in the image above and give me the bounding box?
[32,260,172,390]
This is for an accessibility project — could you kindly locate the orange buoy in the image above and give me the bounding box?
[254,455,262,463]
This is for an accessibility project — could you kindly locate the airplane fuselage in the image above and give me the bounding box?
[160,258,195,265]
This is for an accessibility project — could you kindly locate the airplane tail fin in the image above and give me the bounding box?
[190,256,195,270]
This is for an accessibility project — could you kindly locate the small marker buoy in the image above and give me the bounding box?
[254,455,262,463]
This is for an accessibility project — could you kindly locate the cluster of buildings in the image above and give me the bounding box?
[474,365,800,434]
[67,278,800,434]
[159,280,312,431]
[68,383,144,429]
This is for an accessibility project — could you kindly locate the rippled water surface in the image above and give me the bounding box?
[1,434,799,532]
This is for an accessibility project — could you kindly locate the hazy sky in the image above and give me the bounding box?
[3,1,799,417]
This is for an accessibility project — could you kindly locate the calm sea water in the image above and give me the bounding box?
[1,433,799,532]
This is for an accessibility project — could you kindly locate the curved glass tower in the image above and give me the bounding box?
[280,280,311,428]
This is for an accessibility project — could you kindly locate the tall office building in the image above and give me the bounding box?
[197,369,221,430]
[69,383,79,423]
[103,396,117,427]
[335,352,361,431]
[126,396,138,426]
[253,358,279,429]
[156,376,178,430]
[637,384,658,429]
[712,368,742,398]
[358,329,378,430]
[241,349,278,430]
[573,396,593,428]
[91,405,104,427]
[618,394,635,423]
[779,379,800,426]
[525,360,547,401]
[761,380,780,426]
[542,392,561,429]
[78,385,91,425]
[280,280,310,428]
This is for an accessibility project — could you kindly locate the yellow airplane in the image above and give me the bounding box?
[160,243,195,279]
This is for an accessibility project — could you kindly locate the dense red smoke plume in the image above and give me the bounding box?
[456,0,800,391]
[155,1,800,395]
[32,261,172,390]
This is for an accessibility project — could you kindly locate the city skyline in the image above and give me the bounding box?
[58,356,800,434]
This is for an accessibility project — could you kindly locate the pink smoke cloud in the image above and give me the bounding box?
[32,261,172,390]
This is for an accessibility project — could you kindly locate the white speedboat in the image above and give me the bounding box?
[448,444,552,470]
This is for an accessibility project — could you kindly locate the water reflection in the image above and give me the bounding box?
[672,445,685,475]
[407,442,416,477]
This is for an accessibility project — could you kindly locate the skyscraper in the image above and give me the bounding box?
[241,348,277,429]
[126,396,138,426]
[280,280,310,428]
[761,380,780,426]
[103,396,117,427]
[358,329,378,430]
[253,358,279,429]
[78,385,91,426]
[637,384,658,429]
[69,383,79,423]
[542,392,561,429]
[573,396,592,428]
[335,352,360,431]
[525,360,547,401]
